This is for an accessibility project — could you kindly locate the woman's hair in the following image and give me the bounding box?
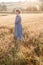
[16,9,21,14]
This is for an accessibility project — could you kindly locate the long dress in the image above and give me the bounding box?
[14,15,22,40]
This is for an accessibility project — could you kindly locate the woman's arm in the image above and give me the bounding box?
[15,16,21,24]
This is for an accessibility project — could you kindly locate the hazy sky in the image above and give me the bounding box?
[0,0,38,2]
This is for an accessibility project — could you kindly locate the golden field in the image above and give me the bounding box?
[0,13,43,65]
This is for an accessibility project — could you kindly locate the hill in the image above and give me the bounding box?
[0,1,42,13]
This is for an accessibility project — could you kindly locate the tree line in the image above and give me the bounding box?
[0,3,43,13]
[0,4,7,12]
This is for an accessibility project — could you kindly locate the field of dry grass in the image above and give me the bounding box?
[0,13,43,65]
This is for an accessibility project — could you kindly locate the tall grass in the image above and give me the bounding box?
[0,26,43,65]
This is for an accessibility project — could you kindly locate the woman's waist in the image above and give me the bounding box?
[15,23,21,25]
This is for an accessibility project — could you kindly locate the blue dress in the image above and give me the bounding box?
[14,15,22,40]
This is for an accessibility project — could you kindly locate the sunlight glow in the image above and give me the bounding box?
[0,0,38,2]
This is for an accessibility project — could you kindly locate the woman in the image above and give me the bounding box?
[14,10,22,40]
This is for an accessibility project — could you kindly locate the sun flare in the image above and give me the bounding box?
[0,0,38,2]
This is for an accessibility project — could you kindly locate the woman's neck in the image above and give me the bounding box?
[17,14,20,16]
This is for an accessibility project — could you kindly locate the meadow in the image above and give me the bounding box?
[0,13,43,65]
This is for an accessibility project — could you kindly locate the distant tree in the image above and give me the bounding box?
[26,7,32,12]
[32,7,38,11]
[12,8,15,13]
[0,5,2,11]
[40,3,43,11]
[26,6,38,13]
[2,5,7,12]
